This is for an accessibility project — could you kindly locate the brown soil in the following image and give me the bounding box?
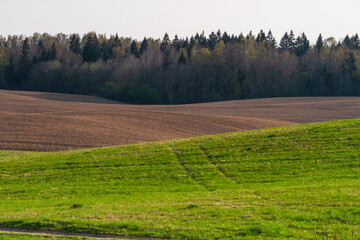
[1,90,359,152]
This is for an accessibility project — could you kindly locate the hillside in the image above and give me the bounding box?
[1,90,359,151]
[0,119,359,239]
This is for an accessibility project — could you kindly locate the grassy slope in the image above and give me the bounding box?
[0,233,83,240]
[0,119,359,239]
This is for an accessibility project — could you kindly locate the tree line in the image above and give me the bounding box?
[0,30,359,104]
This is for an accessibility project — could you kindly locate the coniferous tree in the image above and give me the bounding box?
[343,35,352,49]
[216,29,222,41]
[182,37,189,49]
[140,37,148,54]
[82,34,101,62]
[350,34,360,50]
[100,40,111,62]
[265,30,277,49]
[198,31,207,47]
[208,32,217,50]
[160,33,171,52]
[69,34,81,55]
[222,32,230,44]
[187,36,195,58]
[178,49,187,64]
[288,30,296,52]
[246,31,254,41]
[238,33,245,43]
[130,40,139,57]
[342,52,358,94]
[256,30,266,43]
[5,54,16,86]
[50,42,57,60]
[113,33,122,48]
[173,35,181,51]
[295,33,310,56]
[315,34,324,52]
[19,37,31,82]
[280,32,290,50]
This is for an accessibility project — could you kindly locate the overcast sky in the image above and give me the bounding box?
[1,0,359,43]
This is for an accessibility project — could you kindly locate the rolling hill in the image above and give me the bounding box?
[1,90,359,151]
[1,119,359,239]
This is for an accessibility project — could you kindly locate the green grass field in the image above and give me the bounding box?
[0,233,83,240]
[1,119,359,239]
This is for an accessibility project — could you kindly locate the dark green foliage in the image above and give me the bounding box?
[82,34,101,62]
[178,49,186,64]
[350,34,360,49]
[280,30,295,52]
[208,31,217,50]
[342,52,358,95]
[69,34,81,55]
[315,34,324,52]
[279,32,289,50]
[172,34,180,51]
[265,30,277,49]
[50,43,57,60]
[160,33,171,52]
[18,38,31,82]
[5,55,17,86]
[222,31,230,44]
[343,35,351,48]
[295,33,309,56]
[130,40,139,57]
[113,33,122,48]
[256,29,266,43]
[139,37,148,54]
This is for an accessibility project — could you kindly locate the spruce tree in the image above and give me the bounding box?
[113,33,122,48]
[280,32,290,50]
[5,54,16,87]
[130,40,139,57]
[216,29,222,41]
[315,34,324,52]
[350,34,360,50]
[246,31,254,41]
[199,31,207,47]
[288,30,296,52]
[238,33,245,43]
[222,32,230,44]
[265,30,277,49]
[208,32,217,50]
[100,40,110,62]
[160,33,171,52]
[343,35,351,49]
[187,36,195,58]
[140,37,148,54]
[178,49,186,65]
[19,37,31,82]
[295,33,310,56]
[50,42,57,60]
[69,34,81,55]
[256,30,266,43]
[82,33,100,62]
[173,35,181,51]
[92,34,101,61]
[182,37,189,49]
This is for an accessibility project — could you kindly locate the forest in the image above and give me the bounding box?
[0,30,359,104]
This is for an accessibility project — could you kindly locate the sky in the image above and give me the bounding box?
[1,0,359,43]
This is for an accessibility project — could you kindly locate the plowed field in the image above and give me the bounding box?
[1,90,359,151]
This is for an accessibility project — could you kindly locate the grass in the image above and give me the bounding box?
[0,233,84,239]
[0,119,360,239]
